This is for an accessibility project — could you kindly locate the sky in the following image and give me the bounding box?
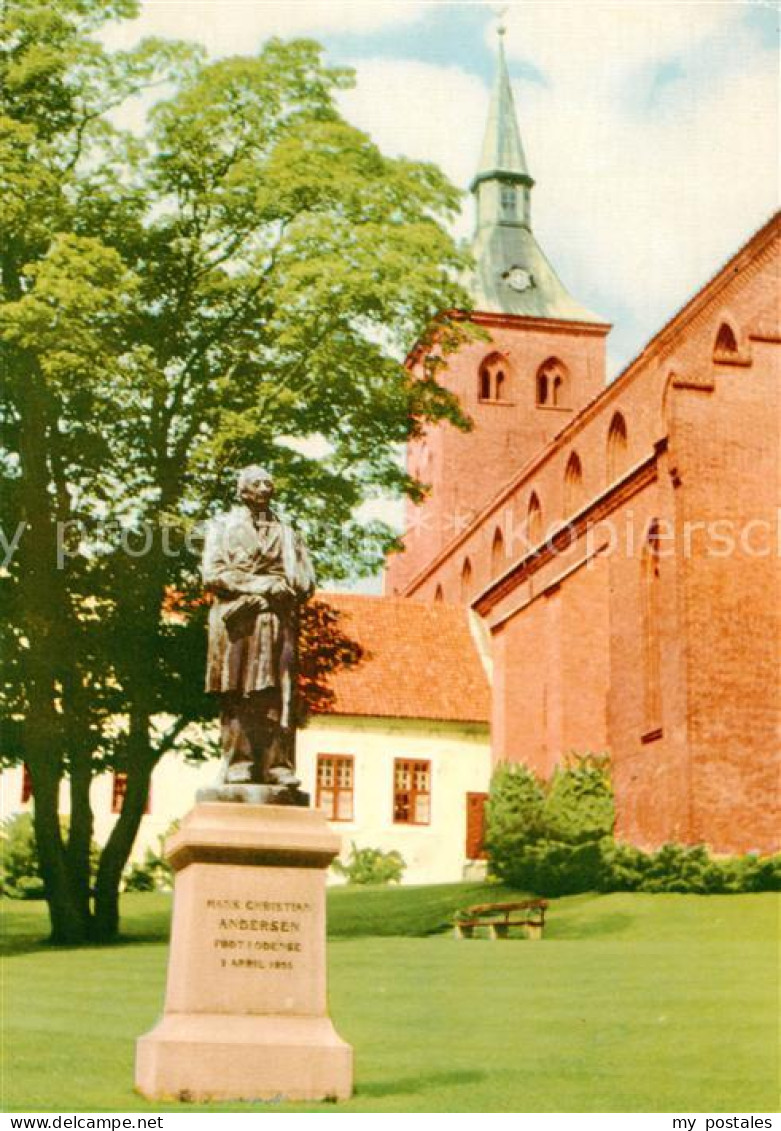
[101,2,779,582]
[102,0,779,375]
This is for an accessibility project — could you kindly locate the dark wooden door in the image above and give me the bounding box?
[465,792,489,859]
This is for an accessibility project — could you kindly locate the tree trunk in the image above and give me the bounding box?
[29,761,90,944]
[13,344,89,941]
[66,746,95,927]
[92,738,155,942]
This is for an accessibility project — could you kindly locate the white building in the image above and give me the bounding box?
[1,594,492,885]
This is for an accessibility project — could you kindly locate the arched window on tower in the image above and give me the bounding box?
[491,527,505,576]
[536,358,570,408]
[460,557,473,603]
[607,411,629,482]
[713,321,739,361]
[527,492,543,545]
[642,521,663,737]
[478,353,510,403]
[500,184,517,219]
[434,584,444,603]
[563,451,584,515]
[480,368,492,400]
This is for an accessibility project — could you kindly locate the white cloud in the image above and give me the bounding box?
[100,0,430,55]
[498,5,779,363]
[100,1,778,372]
[499,0,742,88]
[337,59,488,239]
[337,5,777,370]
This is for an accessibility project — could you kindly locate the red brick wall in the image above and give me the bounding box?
[385,313,608,595]
[390,216,780,854]
[663,259,780,851]
[606,463,693,848]
[490,556,610,780]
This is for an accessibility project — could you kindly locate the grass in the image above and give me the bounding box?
[2,889,779,1112]
[0,882,528,956]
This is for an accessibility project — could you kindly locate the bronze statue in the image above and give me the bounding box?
[201,466,315,801]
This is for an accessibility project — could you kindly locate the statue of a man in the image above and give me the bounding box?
[202,466,315,794]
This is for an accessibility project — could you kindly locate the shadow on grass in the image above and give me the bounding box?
[357,1068,486,1098]
[1,925,171,959]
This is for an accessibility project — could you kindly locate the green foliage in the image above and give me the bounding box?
[485,754,613,892]
[599,842,781,895]
[1,815,44,900]
[485,757,780,896]
[121,820,179,892]
[2,0,476,940]
[483,762,546,862]
[331,843,406,886]
[542,753,614,844]
[0,813,100,899]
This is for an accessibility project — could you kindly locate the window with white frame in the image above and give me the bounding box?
[316,755,354,822]
[393,759,431,825]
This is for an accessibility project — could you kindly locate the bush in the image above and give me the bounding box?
[543,755,614,844]
[1,812,102,900]
[1,814,43,899]
[741,854,781,892]
[486,754,613,893]
[599,842,781,895]
[485,757,781,896]
[515,838,611,896]
[331,843,406,886]
[122,821,179,892]
[484,763,546,879]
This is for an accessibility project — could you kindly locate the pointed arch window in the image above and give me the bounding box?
[434,584,444,603]
[713,321,739,361]
[527,492,543,545]
[460,557,473,603]
[607,412,629,482]
[563,451,584,515]
[642,521,663,737]
[478,353,510,403]
[536,358,570,408]
[491,527,505,576]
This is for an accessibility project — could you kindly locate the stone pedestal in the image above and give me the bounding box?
[135,804,353,1103]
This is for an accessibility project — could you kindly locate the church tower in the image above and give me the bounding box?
[386,29,611,597]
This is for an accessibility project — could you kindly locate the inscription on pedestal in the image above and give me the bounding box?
[165,861,326,1016]
[206,897,312,973]
[136,805,353,1103]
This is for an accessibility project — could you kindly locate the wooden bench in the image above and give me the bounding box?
[454,900,548,941]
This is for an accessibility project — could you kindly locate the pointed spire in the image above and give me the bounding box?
[466,24,608,323]
[471,27,531,192]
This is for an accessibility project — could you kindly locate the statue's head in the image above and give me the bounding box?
[237,465,274,510]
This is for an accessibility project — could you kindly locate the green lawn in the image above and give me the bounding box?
[2,889,779,1112]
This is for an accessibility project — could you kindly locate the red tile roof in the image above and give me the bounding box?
[312,592,491,724]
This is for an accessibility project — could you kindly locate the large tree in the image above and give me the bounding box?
[0,0,473,942]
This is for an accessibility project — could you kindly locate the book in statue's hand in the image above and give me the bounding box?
[221,593,266,639]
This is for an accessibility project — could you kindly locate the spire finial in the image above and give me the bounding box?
[471,7,529,197]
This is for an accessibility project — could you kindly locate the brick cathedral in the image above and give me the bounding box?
[385,34,780,854]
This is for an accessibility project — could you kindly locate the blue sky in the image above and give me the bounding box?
[105,1,779,375]
[101,1,778,584]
